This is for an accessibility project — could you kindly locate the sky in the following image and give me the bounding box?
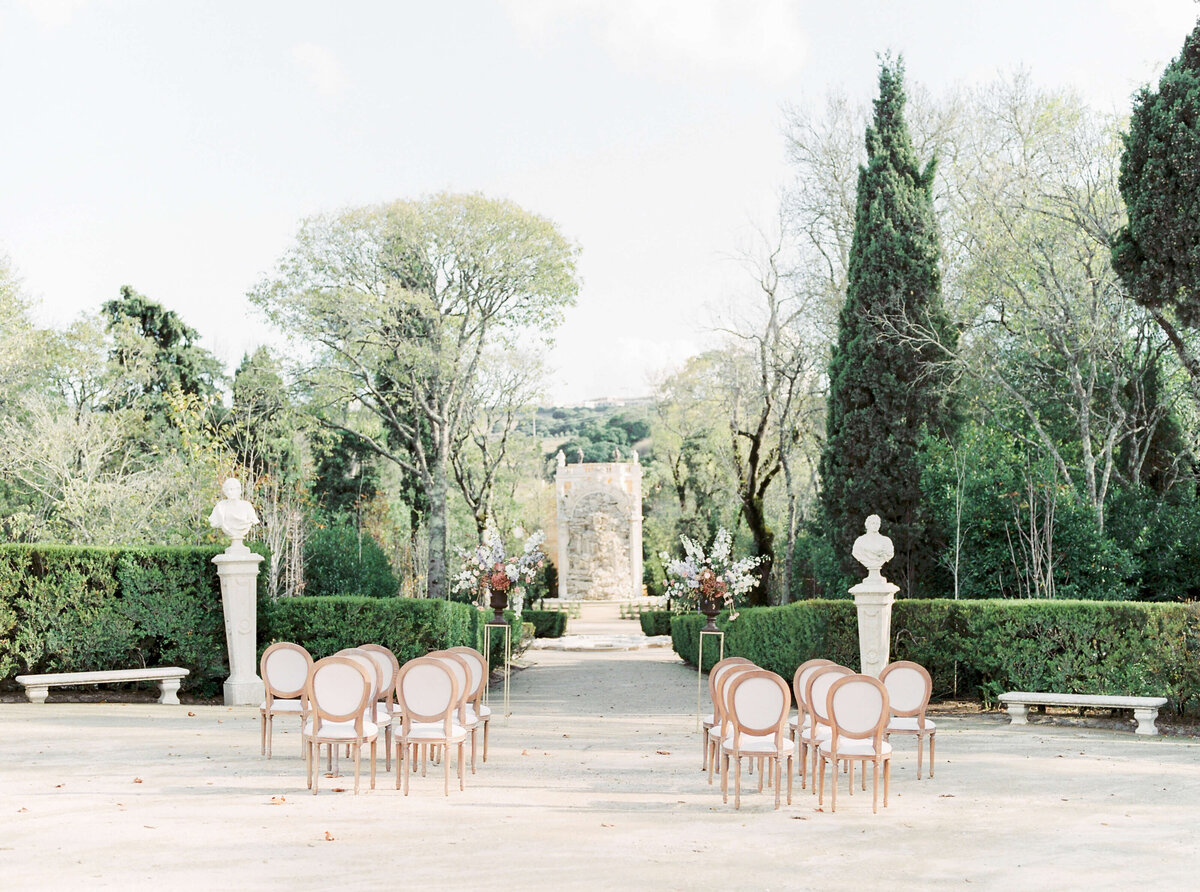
[1,0,1198,404]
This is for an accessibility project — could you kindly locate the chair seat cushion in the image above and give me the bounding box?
[701,713,715,728]
[800,725,832,743]
[722,733,789,756]
[404,721,469,743]
[465,704,491,722]
[261,698,303,713]
[888,716,936,732]
[303,718,379,741]
[787,714,812,730]
[819,738,893,757]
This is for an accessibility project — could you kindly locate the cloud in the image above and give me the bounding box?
[291,42,348,97]
[501,0,807,84]
[18,0,89,29]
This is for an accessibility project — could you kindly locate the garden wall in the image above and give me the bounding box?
[672,598,1200,710]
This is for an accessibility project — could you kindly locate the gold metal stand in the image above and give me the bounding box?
[696,628,725,731]
[484,621,512,721]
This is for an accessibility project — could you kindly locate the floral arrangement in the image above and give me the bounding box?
[453,522,546,616]
[660,528,764,619]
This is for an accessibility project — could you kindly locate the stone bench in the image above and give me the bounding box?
[15,667,190,705]
[1000,691,1167,736]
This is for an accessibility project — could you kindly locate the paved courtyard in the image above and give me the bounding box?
[2,616,1199,890]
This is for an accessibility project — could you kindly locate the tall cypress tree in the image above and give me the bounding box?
[818,57,957,597]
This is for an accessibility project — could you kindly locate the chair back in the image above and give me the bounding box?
[429,651,473,723]
[714,663,758,737]
[358,644,400,710]
[792,658,835,714]
[395,657,460,734]
[880,661,932,722]
[335,648,381,720]
[708,657,755,718]
[307,656,372,737]
[827,674,890,751]
[805,665,852,732]
[445,646,486,704]
[261,642,312,706]
[725,670,790,749]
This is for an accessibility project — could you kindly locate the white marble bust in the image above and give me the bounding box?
[208,478,260,546]
[852,514,894,582]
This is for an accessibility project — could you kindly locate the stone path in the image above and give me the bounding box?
[2,614,1199,889]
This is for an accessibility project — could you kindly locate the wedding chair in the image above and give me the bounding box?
[720,669,793,810]
[880,660,936,778]
[429,650,480,773]
[788,658,834,788]
[702,657,754,769]
[818,674,892,814]
[358,644,401,770]
[446,646,492,763]
[303,656,378,795]
[708,662,758,785]
[259,642,312,759]
[331,648,389,774]
[801,664,852,794]
[394,657,469,796]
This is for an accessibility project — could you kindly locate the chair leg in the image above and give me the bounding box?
[305,740,312,789]
[313,743,321,796]
[395,741,403,790]
[707,736,716,786]
[884,757,891,807]
[458,741,465,791]
[734,755,742,810]
[261,712,267,757]
[444,742,451,796]
[384,725,392,772]
[721,752,729,803]
[847,759,853,796]
[758,757,765,793]
[862,759,866,791]
[872,760,880,814]
[370,738,377,789]
[917,732,924,780]
[786,754,793,805]
[470,728,477,775]
[483,718,490,763]
[831,755,839,812]
[929,732,936,778]
[818,752,826,807]
[774,758,781,810]
[702,727,709,770]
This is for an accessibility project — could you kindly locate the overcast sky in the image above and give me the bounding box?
[2,0,1197,404]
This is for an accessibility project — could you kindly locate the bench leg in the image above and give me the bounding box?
[1133,707,1160,736]
[1006,703,1029,725]
[158,678,182,705]
[25,685,49,704]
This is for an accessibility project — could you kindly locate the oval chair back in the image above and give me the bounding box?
[827,674,890,749]
[792,658,834,716]
[714,663,759,739]
[879,660,932,720]
[445,646,486,703]
[358,644,400,712]
[805,665,853,734]
[708,657,754,716]
[335,648,381,721]
[726,670,790,748]
[429,651,474,725]
[395,657,460,733]
[307,656,372,735]
[261,642,312,704]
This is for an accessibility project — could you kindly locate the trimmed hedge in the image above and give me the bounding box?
[523,609,567,638]
[0,543,269,698]
[672,599,1200,710]
[640,610,672,636]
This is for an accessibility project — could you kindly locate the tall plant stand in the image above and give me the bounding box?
[696,628,725,731]
[484,621,512,721]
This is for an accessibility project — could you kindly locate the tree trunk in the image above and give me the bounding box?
[427,458,449,600]
[743,494,775,606]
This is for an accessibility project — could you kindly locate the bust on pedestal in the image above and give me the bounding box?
[850,514,899,678]
[209,478,265,706]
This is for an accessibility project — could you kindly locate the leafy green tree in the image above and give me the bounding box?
[252,193,579,598]
[1113,20,1200,404]
[819,57,958,597]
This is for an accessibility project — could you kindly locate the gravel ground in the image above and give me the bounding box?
[2,621,1199,890]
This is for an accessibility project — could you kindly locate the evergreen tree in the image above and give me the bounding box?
[1112,20,1200,404]
[818,57,958,597]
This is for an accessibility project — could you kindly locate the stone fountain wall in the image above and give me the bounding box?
[554,454,643,600]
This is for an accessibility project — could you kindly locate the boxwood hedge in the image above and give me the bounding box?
[672,598,1200,710]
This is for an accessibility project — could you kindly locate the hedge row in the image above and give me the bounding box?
[522,609,567,638]
[639,610,672,636]
[672,599,1200,710]
[0,545,521,698]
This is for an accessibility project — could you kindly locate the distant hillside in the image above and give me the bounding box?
[534,401,652,465]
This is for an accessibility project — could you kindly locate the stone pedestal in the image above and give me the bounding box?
[850,579,898,678]
[213,543,264,706]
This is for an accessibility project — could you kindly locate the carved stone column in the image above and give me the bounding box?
[850,579,899,678]
[213,544,264,706]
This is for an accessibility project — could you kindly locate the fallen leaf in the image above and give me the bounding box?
[521,749,530,756]
[55,784,64,789]
[600,823,613,828]
[655,750,671,755]
[133,778,143,784]
[323,831,335,842]
[791,816,807,821]
[270,796,286,805]
[187,712,196,717]
[18,807,28,813]
[939,794,954,798]
[331,788,347,793]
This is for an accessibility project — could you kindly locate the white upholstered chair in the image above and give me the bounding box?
[358,644,401,770]
[818,674,892,814]
[702,657,754,770]
[720,669,793,810]
[801,664,852,794]
[302,656,378,795]
[259,642,312,759]
[788,658,834,788]
[880,660,936,778]
[707,662,758,785]
[430,650,480,774]
[446,646,492,764]
[394,657,469,796]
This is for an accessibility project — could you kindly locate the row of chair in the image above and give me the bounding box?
[702,657,935,813]
[258,642,494,796]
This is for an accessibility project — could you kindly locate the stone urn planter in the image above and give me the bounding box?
[488,587,509,624]
[698,595,722,632]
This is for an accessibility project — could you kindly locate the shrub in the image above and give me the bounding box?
[303,523,397,598]
[0,543,268,697]
[672,598,1200,710]
[523,609,567,638]
[639,610,672,636]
